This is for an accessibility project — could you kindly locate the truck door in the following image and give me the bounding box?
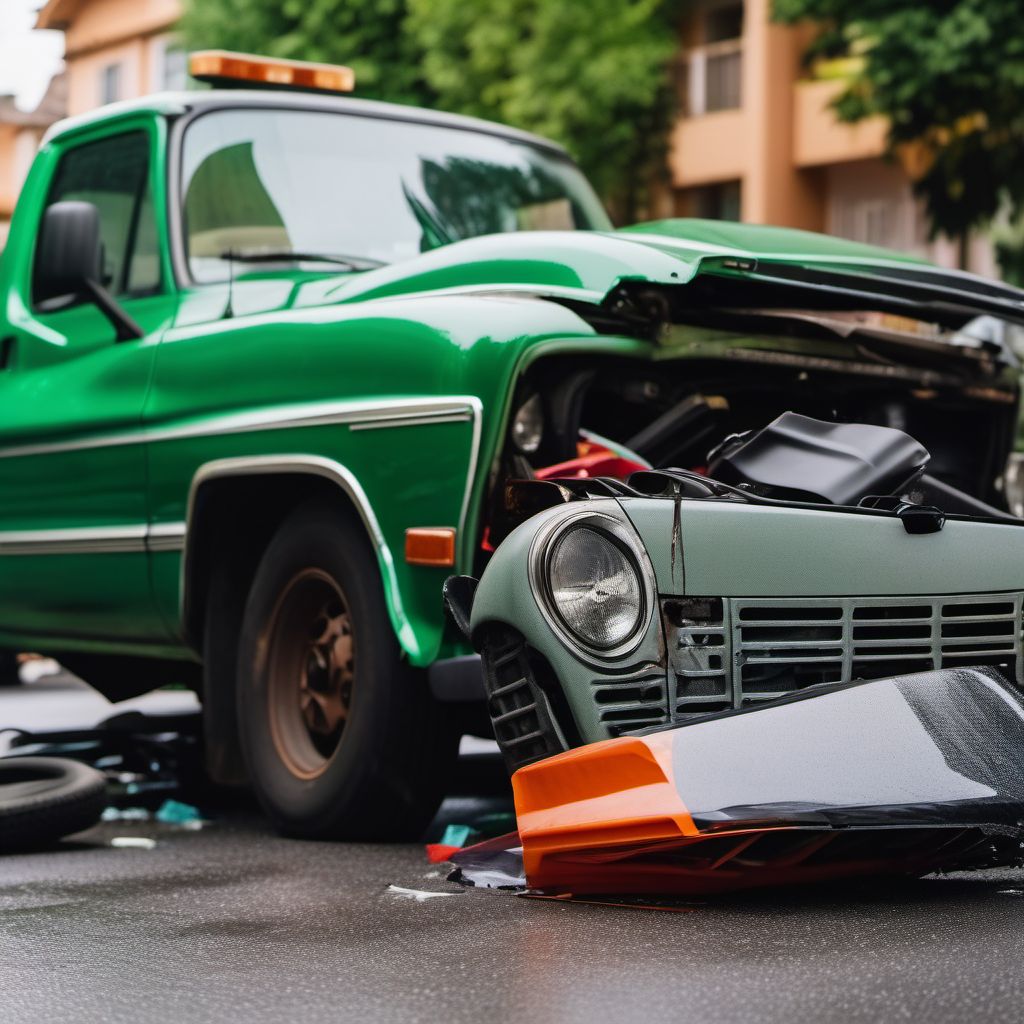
[0,121,176,644]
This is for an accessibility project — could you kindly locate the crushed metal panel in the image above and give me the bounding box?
[512,668,1024,896]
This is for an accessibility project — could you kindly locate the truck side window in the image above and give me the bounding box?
[37,131,160,301]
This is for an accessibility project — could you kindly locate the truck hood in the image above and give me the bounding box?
[308,219,1024,354]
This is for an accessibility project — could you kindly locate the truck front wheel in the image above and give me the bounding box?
[235,501,457,840]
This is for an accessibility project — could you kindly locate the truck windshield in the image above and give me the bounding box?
[180,107,611,283]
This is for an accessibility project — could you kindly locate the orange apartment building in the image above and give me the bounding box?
[1,0,996,275]
[0,0,181,246]
[662,0,995,274]
[36,0,184,114]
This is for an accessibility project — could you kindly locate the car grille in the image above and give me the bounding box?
[591,671,670,737]
[662,592,1024,722]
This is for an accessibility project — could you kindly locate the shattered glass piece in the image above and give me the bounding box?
[512,668,1024,896]
[449,832,526,889]
[438,823,475,848]
[109,836,157,850]
[101,807,151,822]
[154,799,203,824]
[385,885,461,902]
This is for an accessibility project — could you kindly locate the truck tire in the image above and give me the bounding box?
[0,757,106,851]
[236,501,458,840]
[0,652,22,687]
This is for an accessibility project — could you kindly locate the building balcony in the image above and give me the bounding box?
[793,78,887,168]
[668,109,749,188]
[670,38,747,188]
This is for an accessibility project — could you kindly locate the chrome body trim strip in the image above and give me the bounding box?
[459,397,483,564]
[0,520,187,555]
[147,522,187,553]
[0,525,148,556]
[0,396,479,460]
[348,411,473,431]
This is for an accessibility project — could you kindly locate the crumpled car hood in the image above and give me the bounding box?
[309,219,1024,338]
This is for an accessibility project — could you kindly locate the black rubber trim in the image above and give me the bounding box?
[479,627,567,772]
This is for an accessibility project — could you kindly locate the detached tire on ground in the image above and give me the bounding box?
[0,758,106,852]
[236,501,458,841]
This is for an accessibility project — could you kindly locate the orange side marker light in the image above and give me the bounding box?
[405,527,457,567]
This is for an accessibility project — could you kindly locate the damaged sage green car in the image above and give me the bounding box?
[458,411,1024,773]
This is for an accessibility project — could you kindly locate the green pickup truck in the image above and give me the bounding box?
[1,71,1022,838]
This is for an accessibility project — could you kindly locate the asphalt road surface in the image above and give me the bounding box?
[3,673,1024,1024]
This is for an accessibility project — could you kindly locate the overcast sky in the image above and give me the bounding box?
[0,0,64,109]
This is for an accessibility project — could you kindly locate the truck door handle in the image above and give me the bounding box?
[0,337,14,369]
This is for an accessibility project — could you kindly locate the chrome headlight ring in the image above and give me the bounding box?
[528,509,656,661]
[1005,452,1024,519]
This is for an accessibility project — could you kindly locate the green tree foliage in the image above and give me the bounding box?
[406,0,686,217]
[773,0,1024,243]
[180,0,686,219]
[179,0,433,106]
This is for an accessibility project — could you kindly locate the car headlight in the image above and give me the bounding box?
[549,527,642,648]
[532,512,653,658]
[511,394,544,454]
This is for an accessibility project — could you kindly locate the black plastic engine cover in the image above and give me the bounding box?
[708,412,930,505]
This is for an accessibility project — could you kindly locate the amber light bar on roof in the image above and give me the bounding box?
[189,50,355,95]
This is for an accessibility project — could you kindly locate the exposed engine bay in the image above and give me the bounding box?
[503,349,1016,502]
[481,338,1019,564]
[505,272,1024,495]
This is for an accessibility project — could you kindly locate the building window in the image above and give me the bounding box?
[832,195,911,252]
[163,46,188,90]
[152,37,189,91]
[704,47,742,112]
[680,2,744,116]
[705,2,744,44]
[100,63,122,105]
[676,181,742,222]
